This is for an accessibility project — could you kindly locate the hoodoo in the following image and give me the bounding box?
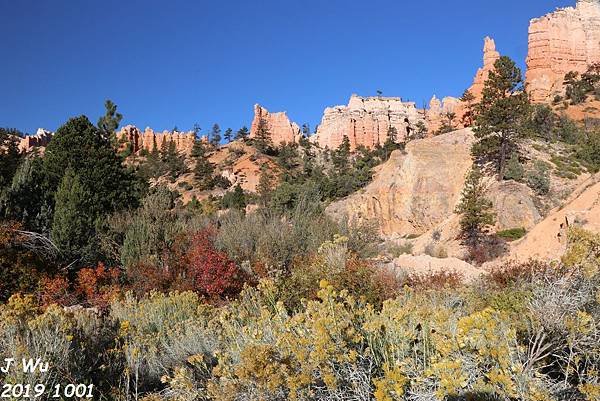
[526,0,600,102]
[249,104,302,146]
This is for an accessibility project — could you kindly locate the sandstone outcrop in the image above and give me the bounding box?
[311,95,425,150]
[426,96,464,133]
[117,125,197,155]
[487,181,542,231]
[526,0,600,102]
[426,37,500,132]
[509,174,600,262]
[19,128,53,152]
[326,128,475,235]
[250,104,302,146]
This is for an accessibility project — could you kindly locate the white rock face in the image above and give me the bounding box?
[311,94,425,150]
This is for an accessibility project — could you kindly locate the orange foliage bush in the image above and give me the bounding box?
[75,263,121,310]
[38,276,76,307]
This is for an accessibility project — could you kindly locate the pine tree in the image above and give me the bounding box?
[257,163,275,206]
[97,99,123,139]
[51,169,96,265]
[191,139,215,190]
[253,118,273,153]
[224,128,233,143]
[235,126,249,140]
[44,116,141,215]
[332,136,351,171]
[455,166,496,246]
[460,89,476,126]
[210,124,221,147]
[0,128,23,191]
[221,184,246,210]
[382,126,401,160]
[164,140,187,180]
[472,56,530,179]
[43,116,141,265]
[301,124,311,137]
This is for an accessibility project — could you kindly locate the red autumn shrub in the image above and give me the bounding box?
[75,263,122,310]
[185,227,245,298]
[39,275,76,307]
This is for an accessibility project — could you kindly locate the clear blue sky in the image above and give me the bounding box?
[1,0,569,135]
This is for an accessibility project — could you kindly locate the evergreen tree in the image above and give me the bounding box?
[472,56,530,180]
[460,89,476,126]
[455,166,496,246]
[257,163,276,206]
[382,126,401,160]
[253,118,273,153]
[51,169,96,265]
[332,136,351,171]
[235,126,250,140]
[191,139,215,190]
[1,157,53,233]
[224,128,233,143]
[164,140,187,180]
[0,128,23,191]
[210,124,221,147]
[437,112,457,134]
[221,184,246,210]
[43,116,141,263]
[410,121,428,141]
[97,99,123,139]
[301,124,311,137]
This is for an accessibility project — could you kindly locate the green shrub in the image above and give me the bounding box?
[526,160,551,195]
[496,227,527,241]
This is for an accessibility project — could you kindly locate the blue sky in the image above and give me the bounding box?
[1,0,569,136]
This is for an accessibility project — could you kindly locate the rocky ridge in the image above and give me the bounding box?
[310,95,425,150]
[117,125,197,156]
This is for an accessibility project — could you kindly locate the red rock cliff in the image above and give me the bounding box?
[250,104,302,146]
[118,125,196,155]
[19,128,54,153]
[526,0,600,102]
[311,95,425,150]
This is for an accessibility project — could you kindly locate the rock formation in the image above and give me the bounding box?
[469,37,501,99]
[326,128,475,235]
[526,0,600,102]
[326,128,542,238]
[426,96,464,134]
[250,104,302,146]
[509,174,600,262]
[117,125,197,155]
[19,128,53,152]
[311,95,425,150]
[426,37,500,132]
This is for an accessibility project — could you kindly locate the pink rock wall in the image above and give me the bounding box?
[249,104,302,146]
[311,95,425,150]
[118,125,197,155]
[526,0,600,102]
